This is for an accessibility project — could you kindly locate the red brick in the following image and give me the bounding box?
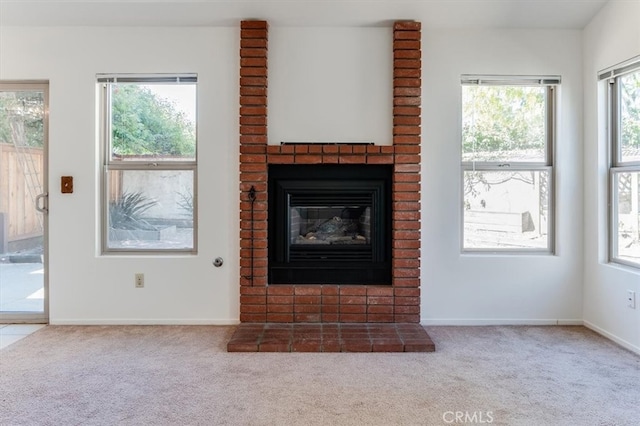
[308,144,323,153]
[322,285,339,295]
[393,240,420,250]
[239,172,267,183]
[239,96,266,106]
[393,40,421,50]
[296,155,322,164]
[393,211,420,221]
[394,116,421,126]
[394,106,421,116]
[353,145,368,153]
[295,287,322,296]
[267,313,293,323]
[267,295,293,304]
[240,313,266,322]
[395,154,421,164]
[241,29,268,39]
[322,295,340,305]
[239,106,267,116]
[240,77,268,87]
[240,86,267,97]
[265,304,293,314]
[240,48,268,58]
[393,249,420,259]
[240,115,267,125]
[339,314,367,323]
[294,145,309,153]
[394,145,421,154]
[393,135,420,145]
[239,154,266,164]
[394,50,421,60]
[240,67,268,77]
[394,182,421,192]
[322,155,339,164]
[393,192,420,202]
[292,341,322,352]
[395,314,420,323]
[395,305,420,314]
[367,155,394,164]
[394,201,420,211]
[339,155,366,164]
[395,164,421,174]
[394,288,420,297]
[240,145,267,155]
[393,259,420,269]
[240,287,267,296]
[393,97,421,106]
[394,30,420,41]
[367,287,394,297]
[368,305,394,314]
[394,126,421,136]
[295,295,321,305]
[268,154,295,164]
[240,57,267,67]
[266,145,280,154]
[340,287,367,296]
[341,296,366,305]
[279,145,295,154]
[241,39,268,49]
[368,315,395,324]
[240,295,266,305]
[322,145,339,153]
[322,304,339,313]
[339,145,353,154]
[268,286,294,295]
[394,59,421,69]
[394,68,421,78]
[294,304,321,313]
[295,313,321,322]
[241,20,268,29]
[367,296,394,305]
[394,21,421,31]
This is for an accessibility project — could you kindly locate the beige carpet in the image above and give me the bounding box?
[1,325,638,425]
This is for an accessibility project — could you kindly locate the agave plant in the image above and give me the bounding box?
[109,191,158,230]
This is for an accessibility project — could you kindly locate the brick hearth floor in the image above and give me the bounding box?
[227,323,435,353]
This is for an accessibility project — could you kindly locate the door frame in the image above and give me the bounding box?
[0,81,49,324]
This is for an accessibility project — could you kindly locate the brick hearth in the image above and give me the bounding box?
[231,20,431,352]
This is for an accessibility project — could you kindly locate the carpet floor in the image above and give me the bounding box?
[1,325,639,425]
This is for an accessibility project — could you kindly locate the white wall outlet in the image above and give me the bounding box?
[627,290,636,309]
[135,273,144,288]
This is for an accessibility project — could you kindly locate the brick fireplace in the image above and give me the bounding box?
[228,20,433,352]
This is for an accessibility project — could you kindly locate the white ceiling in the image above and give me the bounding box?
[0,0,610,29]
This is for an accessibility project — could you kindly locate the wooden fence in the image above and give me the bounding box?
[0,143,44,248]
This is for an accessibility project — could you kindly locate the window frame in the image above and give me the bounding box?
[98,74,198,255]
[603,59,640,269]
[460,75,559,254]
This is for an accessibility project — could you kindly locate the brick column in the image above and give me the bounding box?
[392,21,421,323]
[239,20,269,322]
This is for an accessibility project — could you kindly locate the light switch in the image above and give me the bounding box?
[61,176,73,193]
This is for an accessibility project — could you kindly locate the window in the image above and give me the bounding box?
[602,60,640,268]
[461,76,558,252]
[99,75,197,253]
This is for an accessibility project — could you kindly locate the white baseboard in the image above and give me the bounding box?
[421,319,584,326]
[583,321,640,356]
[50,319,240,326]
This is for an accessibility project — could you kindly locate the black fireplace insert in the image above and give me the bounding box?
[268,164,392,285]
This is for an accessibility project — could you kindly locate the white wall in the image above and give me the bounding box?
[0,23,586,326]
[0,27,240,324]
[421,29,584,325]
[583,0,640,353]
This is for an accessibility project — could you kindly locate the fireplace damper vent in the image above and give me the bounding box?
[268,164,392,285]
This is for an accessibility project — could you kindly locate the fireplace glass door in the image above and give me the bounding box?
[269,164,391,285]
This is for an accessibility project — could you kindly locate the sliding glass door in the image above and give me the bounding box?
[0,82,48,323]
